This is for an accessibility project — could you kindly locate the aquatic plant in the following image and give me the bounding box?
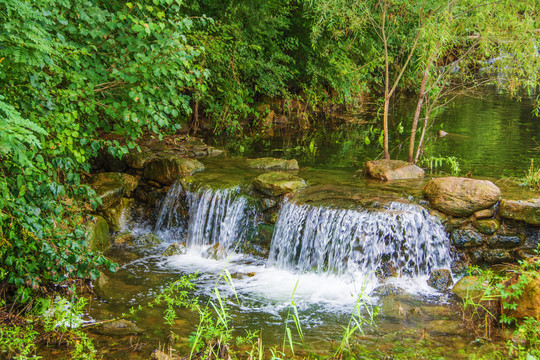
[420,155,461,175]
[520,159,540,190]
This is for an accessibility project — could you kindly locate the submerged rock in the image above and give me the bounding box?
[85,216,111,252]
[92,319,143,336]
[452,276,486,301]
[90,172,139,210]
[422,177,501,217]
[365,159,424,181]
[144,155,204,186]
[253,172,306,196]
[246,157,299,170]
[427,269,454,291]
[133,233,160,247]
[499,198,540,225]
[162,242,187,256]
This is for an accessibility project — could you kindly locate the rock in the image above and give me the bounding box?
[246,157,299,170]
[94,271,110,293]
[515,248,538,261]
[151,350,178,360]
[468,249,484,264]
[486,235,522,249]
[422,177,501,217]
[133,233,160,247]
[452,276,486,301]
[483,249,514,264]
[253,172,306,196]
[92,319,143,336]
[451,229,484,249]
[425,319,463,335]
[372,285,404,296]
[90,172,139,210]
[427,269,454,291]
[102,198,134,232]
[474,219,499,235]
[86,216,111,252]
[501,274,540,321]
[446,217,469,229]
[162,242,186,256]
[365,159,424,181]
[113,232,135,246]
[203,243,227,260]
[499,198,540,225]
[124,147,156,169]
[144,155,204,186]
[474,209,494,219]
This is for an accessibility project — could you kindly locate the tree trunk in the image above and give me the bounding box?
[407,69,429,162]
[414,110,431,163]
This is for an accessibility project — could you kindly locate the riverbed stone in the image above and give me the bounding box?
[143,155,204,186]
[452,276,486,301]
[90,172,139,210]
[499,198,540,225]
[427,269,454,291]
[365,159,424,181]
[92,319,143,336]
[483,249,514,264]
[474,219,499,235]
[486,234,522,249]
[451,229,484,249]
[247,157,299,170]
[253,172,306,196]
[86,216,111,252]
[422,177,501,217]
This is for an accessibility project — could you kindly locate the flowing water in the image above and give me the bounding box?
[85,90,540,358]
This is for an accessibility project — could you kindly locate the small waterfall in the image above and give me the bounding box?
[185,187,248,250]
[268,201,451,278]
[155,183,249,251]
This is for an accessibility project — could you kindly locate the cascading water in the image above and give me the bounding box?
[155,183,249,251]
[268,200,451,282]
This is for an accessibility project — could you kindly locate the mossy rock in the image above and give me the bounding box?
[162,242,187,256]
[246,157,299,170]
[483,249,514,264]
[427,269,454,291]
[143,155,204,186]
[113,232,136,246]
[499,198,540,225]
[124,147,156,169]
[452,276,486,301]
[202,243,227,260]
[423,177,501,217]
[253,172,306,196]
[451,229,484,249]
[133,233,161,247]
[86,216,111,252]
[486,234,522,249]
[102,197,134,232]
[474,218,499,235]
[365,159,424,181]
[90,172,139,210]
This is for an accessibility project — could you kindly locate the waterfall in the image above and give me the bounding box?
[268,201,451,278]
[155,183,249,251]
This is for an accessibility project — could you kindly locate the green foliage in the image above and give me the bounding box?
[520,159,540,190]
[420,155,461,175]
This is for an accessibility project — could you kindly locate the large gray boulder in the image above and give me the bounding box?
[365,159,424,181]
[499,198,540,225]
[423,177,500,217]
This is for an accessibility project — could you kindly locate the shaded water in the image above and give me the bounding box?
[209,89,539,178]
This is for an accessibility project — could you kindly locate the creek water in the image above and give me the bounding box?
[86,91,539,359]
